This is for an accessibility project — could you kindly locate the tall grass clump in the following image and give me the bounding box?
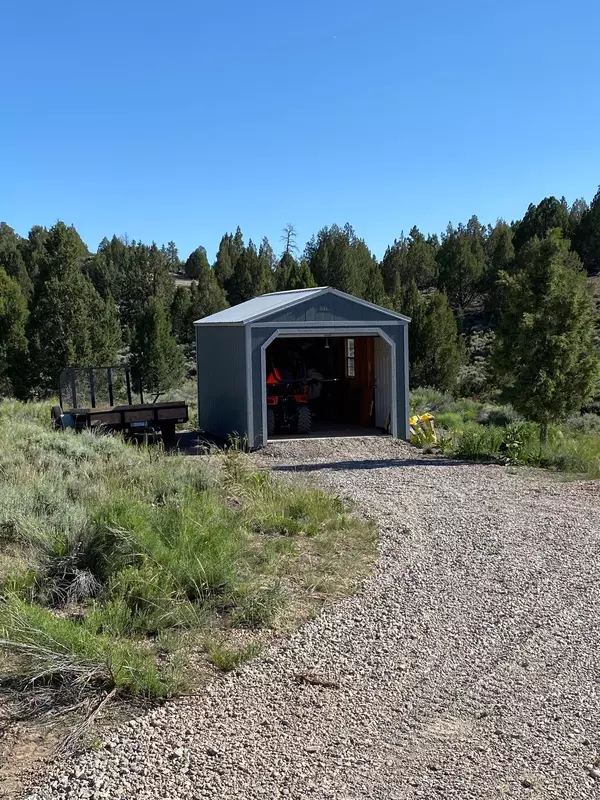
[0,400,375,702]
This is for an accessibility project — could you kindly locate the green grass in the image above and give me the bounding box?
[0,401,376,701]
[410,387,600,478]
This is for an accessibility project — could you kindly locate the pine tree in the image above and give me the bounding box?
[362,257,386,305]
[130,297,186,400]
[166,241,180,272]
[0,268,28,395]
[485,221,515,321]
[573,186,600,275]
[412,291,463,391]
[214,230,244,288]
[19,225,48,283]
[170,286,192,344]
[437,222,486,315]
[381,237,408,297]
[0,223,32,295]
[405,226,437,289]
[493,231,599,441]
[184,246,210,280]
[513,197,571,251]
[23,222,119,396]
[287,258,316,290]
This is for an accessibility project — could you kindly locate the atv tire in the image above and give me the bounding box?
[297,405,312,435]
[267,408,276,438]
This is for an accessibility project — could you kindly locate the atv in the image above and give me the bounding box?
[266,375,312,437]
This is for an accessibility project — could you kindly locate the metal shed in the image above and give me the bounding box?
[195,287,410,449]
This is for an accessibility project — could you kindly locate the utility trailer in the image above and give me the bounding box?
[51,366,188,445]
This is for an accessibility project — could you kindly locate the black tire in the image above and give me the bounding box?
[51,405,63,429]
[267,408,276,438]
[160,423,177,448]
[297,405,311,435]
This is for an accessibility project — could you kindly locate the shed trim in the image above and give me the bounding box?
[195,286,411,326]
[251,320,405,328]
[258,326,398,447]
[245,324,253,447]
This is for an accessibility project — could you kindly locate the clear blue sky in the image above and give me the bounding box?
[2,0,599,261]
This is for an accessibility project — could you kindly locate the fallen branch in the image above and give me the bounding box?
[54,686,118,756]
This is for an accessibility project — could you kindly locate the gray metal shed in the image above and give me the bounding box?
[195,287,410,449]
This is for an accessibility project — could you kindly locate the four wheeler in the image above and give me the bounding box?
[266,369,312,437]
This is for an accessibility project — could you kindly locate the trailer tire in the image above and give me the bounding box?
[160,423,176,449]
[267,408,276,438]
[297,405,312,435]
[51,405,63,429]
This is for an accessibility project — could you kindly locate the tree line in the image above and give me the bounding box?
[0,188,598,428]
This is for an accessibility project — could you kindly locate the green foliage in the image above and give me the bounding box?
[457,330,496,398]
[0,268,28,396]
[184,246,210,279]
[411,291,463,391]
[130,297,186,399]
[493,231,599,439]
[0,404,375,698]
[304,223,373,296]
[573,186,600,275]
[513,196,571,252]
[436,218,486,314]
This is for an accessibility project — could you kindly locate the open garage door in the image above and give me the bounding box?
[263,333,393,440]
[374,336,392,431]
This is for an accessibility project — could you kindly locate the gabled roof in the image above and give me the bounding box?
[195,287,410,325]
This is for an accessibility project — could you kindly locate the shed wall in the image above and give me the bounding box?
[259,293,397,325]
[196,325,248,441]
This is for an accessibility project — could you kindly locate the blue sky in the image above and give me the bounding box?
[2,0,599,261]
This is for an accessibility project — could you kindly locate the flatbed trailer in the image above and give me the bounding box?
[51,366,188,444]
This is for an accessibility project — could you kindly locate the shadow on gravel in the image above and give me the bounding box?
[273,457,457,472]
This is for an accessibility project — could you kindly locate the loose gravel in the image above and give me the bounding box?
[24,438,600,799]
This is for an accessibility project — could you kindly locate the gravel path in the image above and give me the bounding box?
[25,438,600,799]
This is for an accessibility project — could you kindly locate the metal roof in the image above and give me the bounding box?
[194,286,410,325]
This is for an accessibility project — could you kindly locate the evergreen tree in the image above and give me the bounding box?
[513,196,571,251]
[405,226,437,289]
[274,252,295,290]
[19,225,48,283]
[287,258,316,290]
[362,257,386,305]
[89,293,122,366]
[573,186,600,275]
[170,286,192,344]
[304,224,367,296]
[485,221,515,321]
[130,297,186,400]
[184,246,210,279]
[166,241,180,272]
[0,223,32,295]
[0,268,28,395]
[437,222,486,315]
[119,241,172,337]
[214,229,245,288]
[492,231,599,441]
[23,222,116,395]
[226,240,272,304]
[381,236,407,298]
[412,291,463,391]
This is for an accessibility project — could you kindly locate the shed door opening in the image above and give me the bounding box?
[265,335,392,439]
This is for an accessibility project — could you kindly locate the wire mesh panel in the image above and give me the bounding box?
[59,367,142,410]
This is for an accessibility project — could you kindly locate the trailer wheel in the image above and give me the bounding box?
[51,405,63,429]
[160,423,176,449]
[297,406,312,435]
[267,408,276,438]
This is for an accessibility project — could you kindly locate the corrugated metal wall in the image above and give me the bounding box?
[196,325,249,441]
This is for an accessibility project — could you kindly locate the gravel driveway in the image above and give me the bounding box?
[25,438,600,799]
